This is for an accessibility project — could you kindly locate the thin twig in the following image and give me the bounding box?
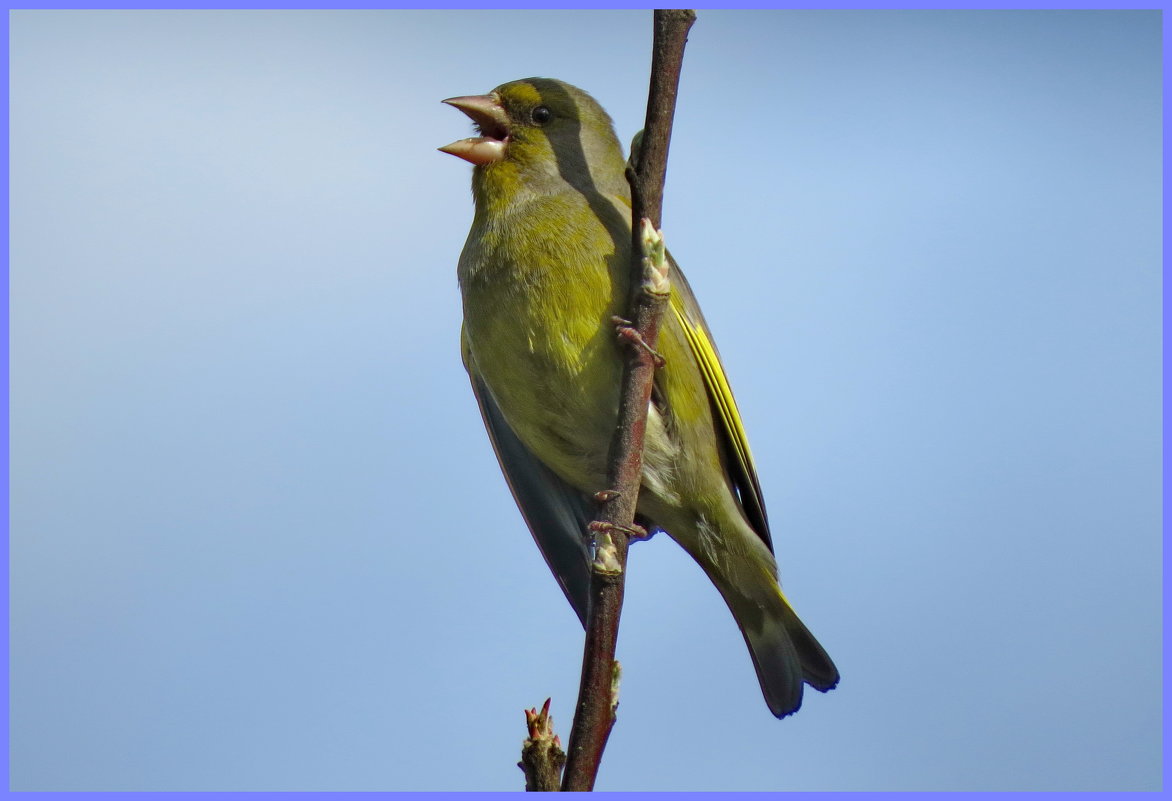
[519,699,566,791]
[560,9,696,793]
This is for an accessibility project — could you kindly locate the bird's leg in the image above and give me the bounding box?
[590,492,648,539]
[611,316,665,367]
[588,519,650,541]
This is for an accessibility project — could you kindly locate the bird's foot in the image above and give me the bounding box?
[611,316,666,367]
[588,519,651,540]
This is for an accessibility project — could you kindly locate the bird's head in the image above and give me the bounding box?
[440,78,628,205]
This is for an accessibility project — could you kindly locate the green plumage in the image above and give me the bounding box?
[447,77,838,717]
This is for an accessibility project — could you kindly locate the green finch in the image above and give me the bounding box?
[441,77,838,718]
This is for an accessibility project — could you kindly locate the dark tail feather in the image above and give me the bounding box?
[731,596,836,717]
[662,513,838,718]
[778,597,840,692]
[738,612,805,718]
[717,575,839,718]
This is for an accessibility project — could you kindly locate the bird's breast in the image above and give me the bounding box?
[460,210,631,490]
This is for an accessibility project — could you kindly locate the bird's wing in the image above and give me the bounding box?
[667,257,774,552]
[463,338,594,626]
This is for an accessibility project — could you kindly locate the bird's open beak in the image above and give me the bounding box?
[439,94,509,165]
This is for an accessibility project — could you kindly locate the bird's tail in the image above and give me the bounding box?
[678,524,839,718]
[719,567,839,718]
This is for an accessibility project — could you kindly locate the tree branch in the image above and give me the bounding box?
[559,9,696,793]
[519,698,566,791]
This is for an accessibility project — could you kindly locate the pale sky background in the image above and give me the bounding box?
[8,9,1162,792]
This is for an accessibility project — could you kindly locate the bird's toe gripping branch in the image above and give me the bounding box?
[612,319,666,368]
[587,520,651,575]
[588,519,650,540]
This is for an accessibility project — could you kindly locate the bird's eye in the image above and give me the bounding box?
[531,105,552,125]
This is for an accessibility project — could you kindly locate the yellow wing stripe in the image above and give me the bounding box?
[670,297,758,485]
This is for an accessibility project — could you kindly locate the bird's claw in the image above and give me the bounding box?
[610,316,666,367]
[588,519,650,540]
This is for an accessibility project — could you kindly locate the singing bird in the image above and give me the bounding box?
[440,77,838,717]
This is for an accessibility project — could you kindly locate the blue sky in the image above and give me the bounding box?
[9,9,1162,792]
